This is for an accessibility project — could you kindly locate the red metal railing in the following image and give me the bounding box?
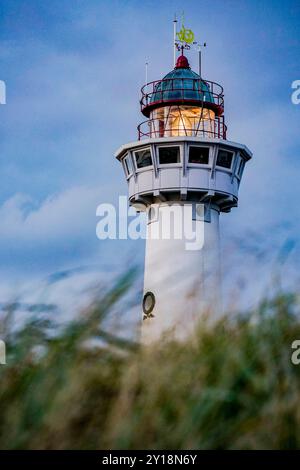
[140,78,224,114]
[138,115,227,140]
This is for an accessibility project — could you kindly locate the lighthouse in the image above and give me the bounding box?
[115,26,252,341]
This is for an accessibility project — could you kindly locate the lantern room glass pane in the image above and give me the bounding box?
[188,146,209,164]
[216,150,233,169]
[135,148,152,168]
[158,146,180,164]
[150,105,216,138]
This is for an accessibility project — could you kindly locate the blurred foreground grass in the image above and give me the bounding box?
[0,271,300,449]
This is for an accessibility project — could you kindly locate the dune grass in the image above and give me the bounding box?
[0,272,300,449]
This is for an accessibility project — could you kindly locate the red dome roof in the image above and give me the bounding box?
[175,54,190,69]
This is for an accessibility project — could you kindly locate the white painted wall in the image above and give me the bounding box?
[142,203,221,343]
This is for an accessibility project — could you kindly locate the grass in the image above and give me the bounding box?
[0,271,300,449]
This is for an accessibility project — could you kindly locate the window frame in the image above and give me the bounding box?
[157,144,182,168]
[187,144,211,167]
[215,148,235,171]
[236,157,245,178]
[122,153,133,177]
[133,146,154,172]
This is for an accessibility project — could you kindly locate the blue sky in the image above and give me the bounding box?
[0,0,299,312]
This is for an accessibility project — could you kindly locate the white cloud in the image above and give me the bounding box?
[0,186,100,241]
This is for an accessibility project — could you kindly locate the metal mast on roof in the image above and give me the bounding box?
[173,15,178,67]
[195,41,207,77]
[145,61,149,85]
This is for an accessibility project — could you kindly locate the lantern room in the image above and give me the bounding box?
[138,53,226,140]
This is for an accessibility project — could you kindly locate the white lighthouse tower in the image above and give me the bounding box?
[115,28,252,341]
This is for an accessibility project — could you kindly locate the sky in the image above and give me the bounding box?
[0,0,299,316]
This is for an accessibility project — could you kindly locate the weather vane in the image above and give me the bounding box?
[173,13,207,76]
[176,24,195,45]
[175,12,195,53]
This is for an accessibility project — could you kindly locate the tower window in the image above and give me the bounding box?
[188,146,209,164]
[143,291,155,319]
[237,158,245,177]
[159,146,180,164]
[123,155,133,175]
[134,148,152,169]
[216,150,233,169]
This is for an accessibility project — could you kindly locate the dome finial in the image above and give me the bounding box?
[175,53,190,69]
